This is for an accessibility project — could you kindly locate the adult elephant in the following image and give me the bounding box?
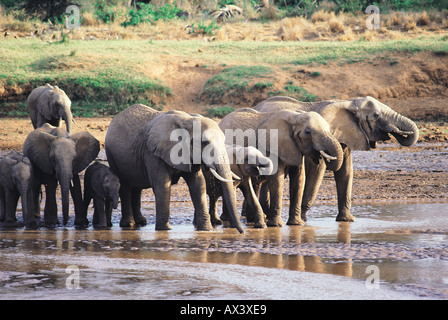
[254,96,419,222]
[23,124,100,227]
[105,104,244,233]
[205,144,274,229]
[27,84,73,133]
[219,108,343,227]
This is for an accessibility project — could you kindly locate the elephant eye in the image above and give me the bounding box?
[304,128,311,135]
[372,112,380,120]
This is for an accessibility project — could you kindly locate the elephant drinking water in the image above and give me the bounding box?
[105,104,244,233]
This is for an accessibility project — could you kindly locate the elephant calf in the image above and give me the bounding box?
[0,151,35,228]
[84,161,120,229]
[205,145,273,228]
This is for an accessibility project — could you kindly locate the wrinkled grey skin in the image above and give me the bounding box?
[105,104,244,233]
[219,108,343,227]
[205,145,273,228]
[254,96,419,222]
[23,124,99,227]
[0,151,34,228]
[27,84,73,134]
[84,161,120,229]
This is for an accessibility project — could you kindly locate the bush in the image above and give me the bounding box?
[204,105,235,118]
[121,2,181,27]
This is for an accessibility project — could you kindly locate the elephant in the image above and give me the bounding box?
[84,161,120,229]
[0,151,34,228]
[27,84,74,133]
[219,108,343,227]
[23,123,100,227]
[205,144,273,228]
[105,104,244,233]
[253,95,419,222]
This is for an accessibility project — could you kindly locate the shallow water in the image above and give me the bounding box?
[1,202,447,300]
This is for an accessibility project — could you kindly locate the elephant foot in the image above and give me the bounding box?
[75,217,89,228]
[156,222,171,231]
[287,216,306,226]
[196,224,214,232]
[93,224,109,230]
[25,220,39,230]
[211,219,223,226]
[253,221,267,229]
[133,215,147,227]
[336,213,355,222]
[1,220,23,229]
[266,217,284,227]
[120,219,135,228]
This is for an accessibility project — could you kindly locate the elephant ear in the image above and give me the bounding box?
[147,112,194,172]
[71,132,100,173]
[320,103,369,151]
[258,111,303,166]
[22,129,56,175]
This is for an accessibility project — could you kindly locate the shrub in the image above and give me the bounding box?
[121,2,181,27]
[204,105,235,118]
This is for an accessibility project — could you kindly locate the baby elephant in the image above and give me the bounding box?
[0,151,35,228]
[84,161,120,229]
[205,145,273,228]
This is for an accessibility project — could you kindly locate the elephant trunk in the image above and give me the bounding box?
[61,105,72,134]
[60,177,71,226]
[314,132,344,172]
[213,161,244,234]
[386,113,419,147]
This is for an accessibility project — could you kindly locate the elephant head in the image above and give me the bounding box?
[28,84,73,134]
[320,96,419,150]
[143,111,244,233]
[101,168,120,210]
[23,124,99,225]
[227,145,274,178]
[255,110,343,172]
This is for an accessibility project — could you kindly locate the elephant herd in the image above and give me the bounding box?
[0,83,419,233]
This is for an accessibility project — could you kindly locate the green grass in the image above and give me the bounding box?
[1,36,447,116]
[200,65,274,104]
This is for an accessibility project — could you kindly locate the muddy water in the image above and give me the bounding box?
[1,202,448,300]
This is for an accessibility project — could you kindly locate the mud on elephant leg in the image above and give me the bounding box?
[265,165,286,227]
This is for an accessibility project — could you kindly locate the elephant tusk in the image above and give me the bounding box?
[210,168,233,183]
[319,150,337,161]
[70,180,74,188]
[231,171,241,181]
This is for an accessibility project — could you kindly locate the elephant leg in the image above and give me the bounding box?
[266,165,285,227]
[119,183,134,227]
[259,183,270,215]
[208,193,222,226]
[93,197,107,229]
[0,186,5,222]
[28,180,41,226]
[105,199,113,227]
[131,188,147,226]
[287,164,306,226]
[3,190,20,227]
[71,174,88,228]
[334,147,355,222]
[184,171,213,231]
[239,178,266,229]
[301,157,326,221]
[44,180,58,227]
